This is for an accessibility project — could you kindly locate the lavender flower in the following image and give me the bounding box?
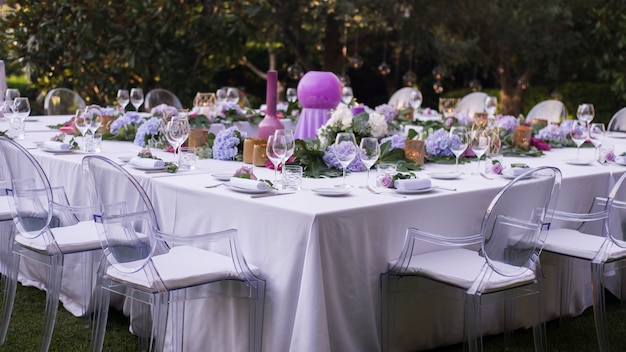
[380,134,406,150]
[497,115,519,131]
[134,117,162,146]
[216,102,245,118]
[213,126,247,160]
[323,142,366,172]
[151,104,179,119]
[101,107,120,117]
[455,112,473,126]
[110,112,144,135]
[424,128,455,157]
[536,124,567,141]
[375,104,398,122]
[380,174,394,188]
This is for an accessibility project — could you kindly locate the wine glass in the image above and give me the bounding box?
[358,137,380,188]
[164,114,191,165]
[117,89,130,111]
[273,129,295,178]
[589,123,606,161]
[470,127,490,175]
[484,96,498,117]
[409,90,423,110]
[334,132,358,188]
[341,87,354,105]
[11,97,30,140]
[86,105,103,135]
[226,87,239,105]
[577,103,595,124]
[286,88,298,103]
[216,88,227,105]
[5,88,20,103]
[130,88,144,112]
[570,120,590,160]
[449,126,469,173]
[74,108,91,150]
[266,135,283,183]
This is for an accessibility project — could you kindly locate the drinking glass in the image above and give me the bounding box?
[570,120,590,160]
[334,132,357,188]
[449,126,469,172]
[341,86,354,105]
[226,87,239,105]
[266,135,283,183]
[216,88,227,105]
[86,105,104,135]
[5,88,20,103]
[409,90,423,110]
[589,122,606,159]
[10,97,30,140]
[286,88,298,103]
[577,103,595,124]
[358,137,380,188]
[484,96,498,117]
[164,114,190,165]
[74,108,91,150]
[470,127,490,175]
[273,129,295,177]
[130,88,144,111]
[117,89,130,111]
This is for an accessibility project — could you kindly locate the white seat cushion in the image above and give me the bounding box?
[107,245,260,290]
[543,228,626,261]
[389,248,536,293]
[15,220,101,253]
[0,196,11,221]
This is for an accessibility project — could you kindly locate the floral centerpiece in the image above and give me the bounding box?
[198,126,247,161]
[131,104,180,148]
[316,103,392,146]
[108,112,143,141]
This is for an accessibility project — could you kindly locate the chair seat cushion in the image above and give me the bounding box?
[389,248,536,293]
[543,228,626,261]
[15,220,101,253]
[0,196,11,221]
[107,245,260,290]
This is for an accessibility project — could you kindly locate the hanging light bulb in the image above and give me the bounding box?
[377,62,391,76]
[350,55,364,69]
[469,79,482,92]
[287,64,304,80]
[433,80,444,94]
[338,72,351,87]
[402,71,417,87]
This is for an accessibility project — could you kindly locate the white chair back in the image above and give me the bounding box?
[44,88,86,115]
[456,92,488,117]
[607,107,626,132]
[525,100,567,124]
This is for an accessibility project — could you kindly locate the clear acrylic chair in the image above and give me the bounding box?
[0,136,102,352]
[381,167,562,352]
[388,87,420,110]
[457,91,488,118]
[144,88,183,111]
[82,155,265,352]
[542,171,626,352]
[44,88,86,115]
[607,107,626,132]
[525,100,568,124]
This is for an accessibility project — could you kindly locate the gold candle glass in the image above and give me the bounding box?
[243,138,266,164]
[187,129,209,148]
[513,125,532,150]
[253,143,269,167]
[404,139,425,165]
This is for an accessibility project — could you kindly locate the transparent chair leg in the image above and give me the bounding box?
[170,291,185,352]
[41,255,63,352]
[464,294,482,352]
[250,280,266,352]
[152,293,169,352]
[503,291,515,349]
[0,253,19,345]
[532,288,547,352]
[90,284,110,352]
[591,263,610,352]
[559,256,574,322]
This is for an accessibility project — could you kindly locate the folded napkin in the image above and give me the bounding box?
[394,178,431,191]
[129,157,165,169]
[229,177,271,191]
[615,156,626,165]
[502,167,533,178]
[42,140,70,151]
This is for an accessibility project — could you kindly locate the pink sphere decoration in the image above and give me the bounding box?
[297,71,342,109]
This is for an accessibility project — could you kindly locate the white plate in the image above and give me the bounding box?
[312,187,351,197]
[394,187,435,195]
[130,164,167,171]
[427,171,462,180]
[224,182,271,194]
[212,173,233,181]
[500,173,534,180]
[564,159,594,166]
[607,131,626,139]
[41,147,74,154]
[24,117,39,122]
[118,156,133,163]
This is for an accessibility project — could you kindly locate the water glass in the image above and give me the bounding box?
[282,165,303,191]
[376,163,397,188]
[85,133,103,153]
[179,147,198,170]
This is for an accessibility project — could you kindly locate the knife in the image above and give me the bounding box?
[250,192,295,199]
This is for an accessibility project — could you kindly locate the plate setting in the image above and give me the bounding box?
[312,187,351,197]
[564,159,594,166]
[211,173,234,182]
[426,171,462,180]
[223,182,272,194]
[393,187,435,195]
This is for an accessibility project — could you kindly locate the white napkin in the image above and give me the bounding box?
[42,141,70,151]
[129,157,165,169]
[502,167,533,178]
[615,156,626,165]
[228,177,271,191]
[394,178,431,191]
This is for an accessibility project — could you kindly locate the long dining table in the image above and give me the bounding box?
[2,115,626,351]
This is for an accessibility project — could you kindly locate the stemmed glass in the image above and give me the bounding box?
[130,88,144,112]
[470,127,490,175]
[117,89,130,111]
[341,87,354,105]
[286,88,298,103]
[164,114,191,165]
[266,135,284,183]
[216,88,227,105]
[577,103,595,124]
[484,96,498,118]
[570,120,590,160]
[273,129,295,179]
[86,105,103,134]
[589,123,606,157]
[5,88,20,104]
[226,87,239,105]
[334,132,358,188]
[358,137,380,188]
[409,90,423,120]
[11,97,30,140]
[74,108,92,150]
[449,126,469,173]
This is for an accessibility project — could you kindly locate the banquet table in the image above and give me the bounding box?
[2,115,626,351]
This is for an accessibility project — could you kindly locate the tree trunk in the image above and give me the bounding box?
[498,66,532,117]
[321,15,345,74]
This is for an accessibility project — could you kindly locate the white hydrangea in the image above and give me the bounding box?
[368,112,388,138]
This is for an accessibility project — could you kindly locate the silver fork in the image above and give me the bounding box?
[367,185,407,198]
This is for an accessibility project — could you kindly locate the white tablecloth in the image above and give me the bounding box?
[3,116,626,351]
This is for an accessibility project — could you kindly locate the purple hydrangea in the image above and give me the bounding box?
[536,124,567,141]
[101,106,120,116]
[110,112,143,135]
[323,142,366,172]
[212,126,247,160]
[380,134,406,150]
[375,104,398,122]
[151,104,179,119]
[216,102,245,118]
[134,117,162,146]
[455,112,473,126]
[424,128,455,157]
[497,115,519,131]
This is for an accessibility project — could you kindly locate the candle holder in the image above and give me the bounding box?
[473,112,489,129]
[253,143,269,167]
[404,139,425,165]
[187,129,209,148]
[513,125,532,150]
[243,138,266,164]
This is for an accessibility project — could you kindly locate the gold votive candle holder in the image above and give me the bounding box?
[244,138,266,164]
[101,115,117,134]
[404,139,425,165]
[513,125,532,149]
[187,129,209,148]
[253,142,269,166]
[473,112,489,129]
